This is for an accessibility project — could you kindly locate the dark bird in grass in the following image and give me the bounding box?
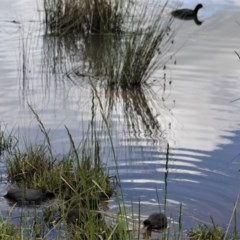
[66,207,102,225]
[171,3,203,25]
[64,196,102,225]
[143,213,167,238]
[4,186,55,204]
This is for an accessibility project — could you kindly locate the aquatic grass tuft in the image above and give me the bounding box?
[6,144,55,187]
[187,220,225,240]
[92,2,174,88]
[44,0,128,35]
[6,144,76,196]
[4,107,117,239]
[6,138,114,200]
[42,1,173,89]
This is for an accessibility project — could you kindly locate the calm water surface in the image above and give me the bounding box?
[0,0,240,237]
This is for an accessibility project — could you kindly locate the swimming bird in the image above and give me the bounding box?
[143,212,167,238]
[4,186,55,204]
[171,3,203,23]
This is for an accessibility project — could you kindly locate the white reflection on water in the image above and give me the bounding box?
[161,7,240,152]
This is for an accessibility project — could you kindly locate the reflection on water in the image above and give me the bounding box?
[42,33,121,85]
[0,0,240,236]
[172,14,203,25]
[104,85,169,141]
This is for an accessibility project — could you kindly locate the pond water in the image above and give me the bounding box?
[0,0,240,238]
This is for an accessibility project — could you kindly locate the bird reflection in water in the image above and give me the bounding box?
[171,3,203,25]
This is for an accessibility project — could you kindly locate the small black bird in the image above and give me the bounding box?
[143,212,168,230]
[4,186,55,204]
[171,3,203,24]
[64,196,102,225]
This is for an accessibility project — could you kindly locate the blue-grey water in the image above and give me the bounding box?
[0,0,240,238]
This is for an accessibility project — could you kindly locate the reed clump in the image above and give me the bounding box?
[6,145,70,193]
[84,3,174,88]
[114,6,172,88]
[6,142,114,200]
[43,1,173,89]
[44,0,125,35]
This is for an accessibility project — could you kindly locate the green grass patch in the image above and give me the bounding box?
[6,141,114,201]
[187,224,224,240]
[0,220,20,240]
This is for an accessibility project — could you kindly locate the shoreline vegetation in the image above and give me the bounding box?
[0,109,239,239]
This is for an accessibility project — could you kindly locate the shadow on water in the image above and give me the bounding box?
[172,14,203,26]
[42,34,85,85]
[81,35,120,79]
[41,33,121,86]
